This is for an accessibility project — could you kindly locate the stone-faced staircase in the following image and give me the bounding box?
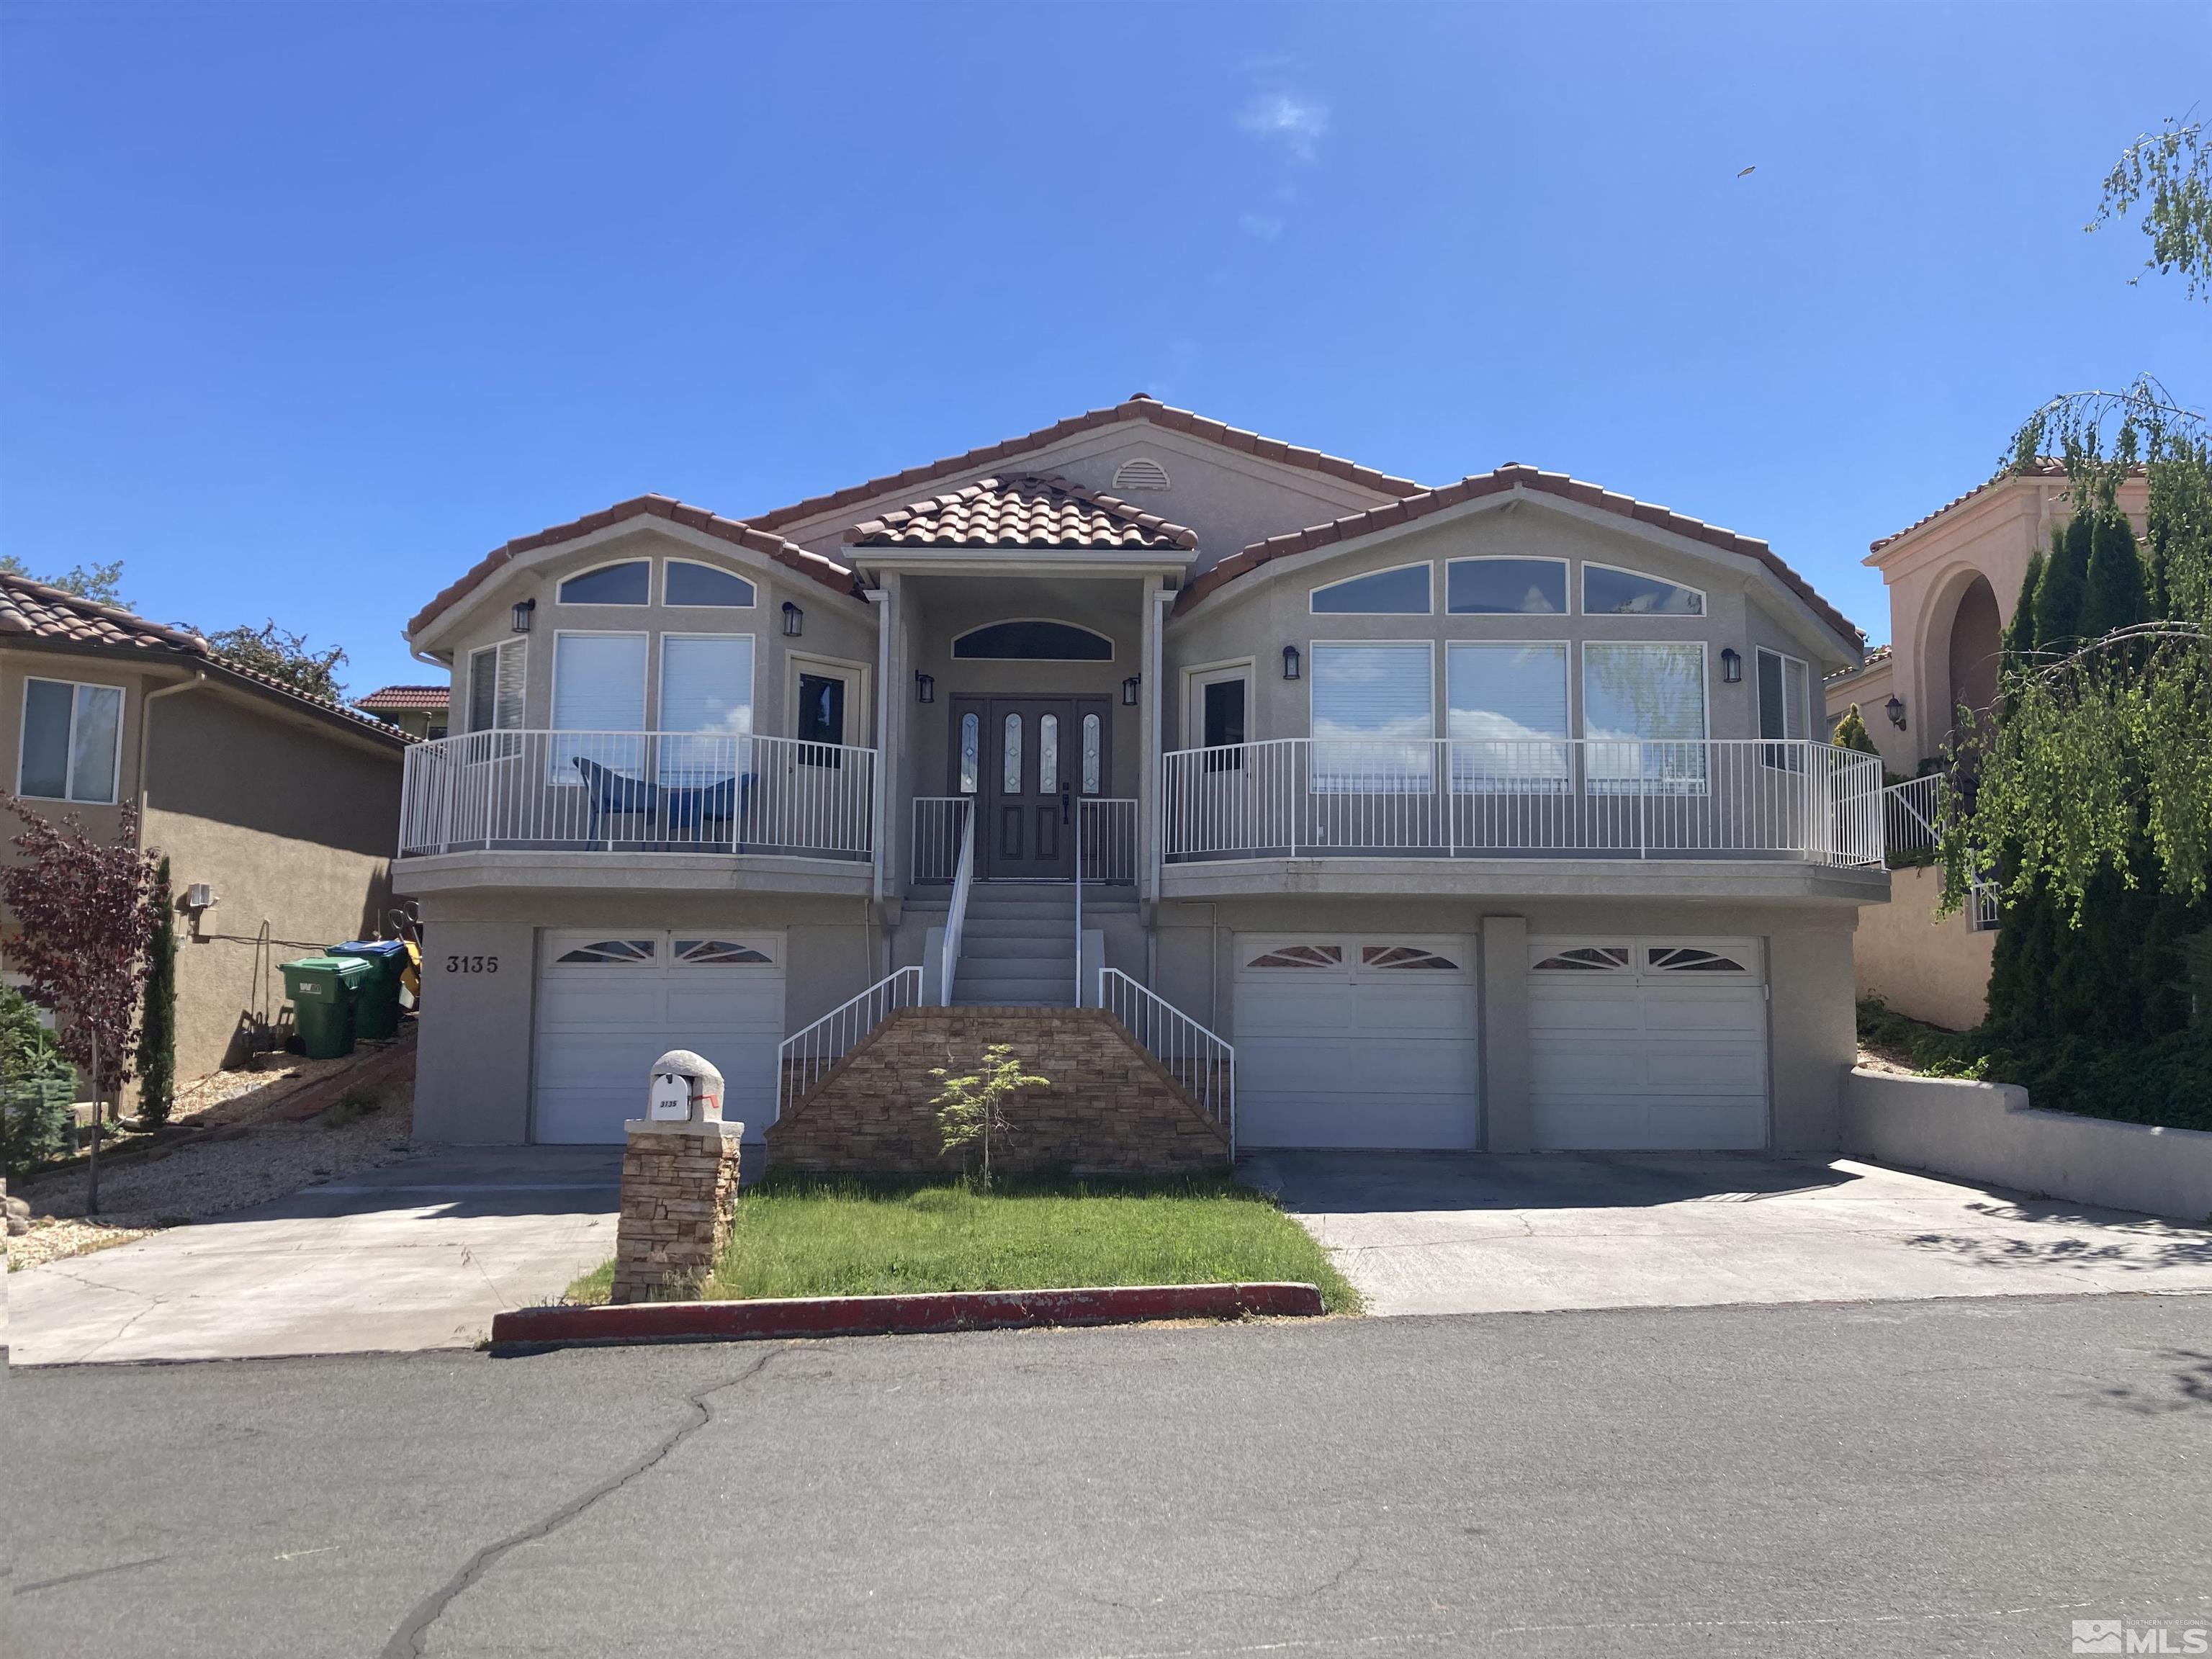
[766,1004,1231,1176]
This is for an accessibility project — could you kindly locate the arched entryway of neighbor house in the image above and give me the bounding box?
[1917,565,2004,753]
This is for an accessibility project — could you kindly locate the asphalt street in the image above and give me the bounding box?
[8,1292,2211,1659]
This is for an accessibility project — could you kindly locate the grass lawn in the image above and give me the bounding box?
[565,1172,1359,1313]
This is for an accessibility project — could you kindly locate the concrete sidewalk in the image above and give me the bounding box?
[6,1146,621,1366]
[1245,1149,2212,1316]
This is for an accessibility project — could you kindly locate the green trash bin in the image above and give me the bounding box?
[279,956,374,1059]
[328,940,409,1041]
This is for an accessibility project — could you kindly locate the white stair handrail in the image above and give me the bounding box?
[1097,968,1236,1154]
[940,798,975,1006]
[778,964,923,1118]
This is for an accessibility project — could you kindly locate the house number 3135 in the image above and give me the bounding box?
[445,955,498,974]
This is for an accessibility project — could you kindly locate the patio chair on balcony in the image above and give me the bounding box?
[572,756,662,845]
[662,772,755,847]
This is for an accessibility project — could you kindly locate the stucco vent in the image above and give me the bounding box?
[1110,457,1171,493]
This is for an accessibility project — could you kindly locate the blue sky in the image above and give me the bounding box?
[2,1,2206,696]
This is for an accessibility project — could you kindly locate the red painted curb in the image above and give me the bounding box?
[490,1282,1326,1352]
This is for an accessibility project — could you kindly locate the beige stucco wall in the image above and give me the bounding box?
[1853,862,1992,1032]
[143,683,403,1077]
[0,649,165,845]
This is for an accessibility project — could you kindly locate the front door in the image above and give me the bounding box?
[953,697,1105,878]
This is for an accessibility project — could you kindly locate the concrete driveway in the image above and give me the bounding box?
[6,1146,621,1366]
[1244,1149,2212,1316]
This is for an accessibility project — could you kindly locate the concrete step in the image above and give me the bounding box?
[960,936,1074,961]
[964,918,1077,941]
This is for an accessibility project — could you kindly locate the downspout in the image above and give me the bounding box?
[866,586,891,909]
[135,669,208,837]
[1145,585,1171,986]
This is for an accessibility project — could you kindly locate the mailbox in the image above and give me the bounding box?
[648,1049,725,1123]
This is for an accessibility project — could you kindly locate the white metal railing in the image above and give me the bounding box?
[1970,878,2002,933]
[400,730,876,859]
[911,796,972,884]
[1883,773,1943,861]
[1159,738,1884,868]
[1098,968,1235,1151]
[1078,798,1138,884]
[940,800,976,1006]
[778,965,924,1118]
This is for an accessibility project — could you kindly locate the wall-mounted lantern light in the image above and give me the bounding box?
[914,671,935,704]
[1885,695,1907,731]
[1282,644,1301,681]
[781,601,803,637]
[1719,647,1742,684]
[1122,675,1141,706]
[511,598,536,634]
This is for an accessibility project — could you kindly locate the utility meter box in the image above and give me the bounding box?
[648,1050,725,1123]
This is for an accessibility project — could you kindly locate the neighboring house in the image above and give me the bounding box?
[358,684,449,740]
[399,393,1884,1158]
[1826,467,2149,1030]
[0,576,411,1082]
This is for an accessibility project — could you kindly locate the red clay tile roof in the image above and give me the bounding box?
[356,684,450,711]
[405,495,858,642]
[848,475,1199,553]
[1825,644,1893,683]
[747,394,1423,533]
[0,575,410,745]
[1868,461,2069,554]
[1175,464,1866,649]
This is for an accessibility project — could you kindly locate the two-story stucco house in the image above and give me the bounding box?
[398,395,1885,1159]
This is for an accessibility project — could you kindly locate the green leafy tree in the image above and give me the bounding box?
[930,1043,1048,1191]
[0,984,75,1179]
[0,557,130,609]
[2030,511,2092,651]
[1831,703,1879,757]
[2002,548,2044,666]
[2079,512,2149,639]
[194,620,349,703]
[138,856,179,1125]
[2089,113,2211,300]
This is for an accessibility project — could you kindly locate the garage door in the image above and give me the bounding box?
[1527,937,1767,1151]
[533,930,785,1144]
[1233,936,1479,1149]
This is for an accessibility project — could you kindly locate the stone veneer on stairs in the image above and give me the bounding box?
[767,1006,1231,1175]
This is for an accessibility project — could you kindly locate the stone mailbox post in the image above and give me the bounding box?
[611,1049,743,1305]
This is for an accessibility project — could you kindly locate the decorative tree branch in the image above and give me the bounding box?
[2087,112,2210,300]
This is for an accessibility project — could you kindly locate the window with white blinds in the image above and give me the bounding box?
[1757,647,1809,772]
[553,633,648,731]
[466,639,526,746]
[658,634,753,784]
[1583,642,1708,793]
[1447,642,1569,793]
[1310,642,1433,791]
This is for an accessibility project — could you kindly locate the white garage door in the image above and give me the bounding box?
[1234,936,1479,1149]
[533,930,785,1144]
[1528,937,1767,1151]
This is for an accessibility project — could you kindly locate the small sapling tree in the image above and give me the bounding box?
[930,1043,1048,1192]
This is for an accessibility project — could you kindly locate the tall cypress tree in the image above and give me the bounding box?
[138,856,177,1125]
[2031,513,2092,649]
[2002,547,2044,665]
[2079,511,2147,639]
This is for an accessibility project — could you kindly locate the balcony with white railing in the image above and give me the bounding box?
[1160,738,1885,871]
[399,730,877,863]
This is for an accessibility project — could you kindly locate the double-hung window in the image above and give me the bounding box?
[19,678,122,803]
[1756,647,1809,770]
[1309,642,1433,792]
[1447,643,1570,793]
[1582,642,1708,793]
[466,639,527,758]
[658,635,753,786]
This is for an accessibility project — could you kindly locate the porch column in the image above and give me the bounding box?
[1139,576,1166,907]
[871,573,903,904]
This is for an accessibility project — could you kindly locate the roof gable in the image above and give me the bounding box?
[848,475,1198,553]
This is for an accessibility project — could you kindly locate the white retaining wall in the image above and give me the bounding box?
[1842,1068,2212,1224]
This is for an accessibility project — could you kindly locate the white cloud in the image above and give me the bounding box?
[1237,212,1285,240]
[1238,91,1328,161]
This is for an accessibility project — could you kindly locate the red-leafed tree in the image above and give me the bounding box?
[1,799,161,1212]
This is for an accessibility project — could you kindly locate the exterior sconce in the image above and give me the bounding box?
[781,601,803,637]
[1719,647,1742,684]
[511,598,536,634]
[914,671,935,704]
[1122,675,1141,706]
[1282,644,1301,681]
[1885,696,1907,731]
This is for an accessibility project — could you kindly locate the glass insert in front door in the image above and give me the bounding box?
[952,697,1107,878]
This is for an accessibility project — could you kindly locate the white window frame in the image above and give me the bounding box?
[1444,555,1572,616]
[1580,559,1708,617]
[549,629,652,785]
[785,651,869,748]
[1756,646,1811,772]
[464,639,528,742]
[1308,560,1434,616]
[1307,639,1437,794]
[17,675,125,804]
[554,558,653,606]
[1579,640,1710,796]
[1182,657,1255,750]
[1447,639,1572,795]
[949,618,1115,662]
[656,632,757,794]
[662,559,758,609]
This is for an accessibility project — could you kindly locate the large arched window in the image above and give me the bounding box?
[557,560,650,605]
[950,619,1114,661]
